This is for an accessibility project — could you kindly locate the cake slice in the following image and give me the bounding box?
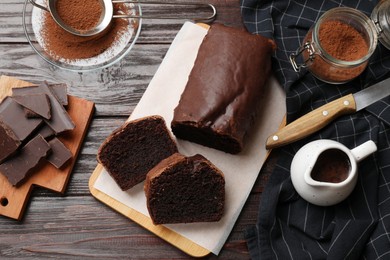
[97,115,178,190]
[144,153,225,225]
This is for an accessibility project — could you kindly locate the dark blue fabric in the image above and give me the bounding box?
[240,0,390,259]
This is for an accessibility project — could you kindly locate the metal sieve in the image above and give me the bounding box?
[29,0,217,37]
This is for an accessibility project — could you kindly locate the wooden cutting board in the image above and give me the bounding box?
[0,75,95,220]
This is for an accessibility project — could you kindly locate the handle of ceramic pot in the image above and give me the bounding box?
[351,140,377,162]
[29,0,48,11]
[266,94,356,149]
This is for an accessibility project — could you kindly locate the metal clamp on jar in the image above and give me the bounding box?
[290,1,390,84]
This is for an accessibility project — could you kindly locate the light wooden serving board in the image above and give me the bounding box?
[0,75,95,220]
[89,22,286,257]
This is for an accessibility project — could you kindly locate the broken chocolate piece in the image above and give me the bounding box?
[49,83,68,106]
[0,120,21,163]
[0,135,51,186]
[12,94,51,120]
[35,124,56,139]
[24,108,40,118]
[0,97,42,141]
[46,138,73,169]
[12,83,75,134]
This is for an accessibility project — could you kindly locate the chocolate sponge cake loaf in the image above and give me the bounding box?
[145,153,225,225]
[97,115,178,190]
[171,23,275,154]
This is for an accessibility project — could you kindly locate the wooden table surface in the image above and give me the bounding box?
[0,0,276,258]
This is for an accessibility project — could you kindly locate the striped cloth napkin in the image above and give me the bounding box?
[240,0,390,259]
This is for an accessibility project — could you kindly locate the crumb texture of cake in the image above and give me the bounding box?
[171,23,275,154]
[145,153,225,225]
[97,115,178,191]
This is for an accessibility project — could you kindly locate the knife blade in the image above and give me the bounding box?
[266,77,390,149]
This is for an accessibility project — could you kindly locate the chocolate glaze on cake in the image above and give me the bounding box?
[171,23,275,154]
[145,153,225,225]
[97,115,178,191]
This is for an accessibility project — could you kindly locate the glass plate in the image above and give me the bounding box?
[22,0,142,72]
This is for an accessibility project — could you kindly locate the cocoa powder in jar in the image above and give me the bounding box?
[40,3,131,61]
[304,20,369,83]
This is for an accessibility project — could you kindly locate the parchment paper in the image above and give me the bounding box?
[94,21,286,255]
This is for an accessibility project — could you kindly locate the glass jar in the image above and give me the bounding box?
[290,2,390,84]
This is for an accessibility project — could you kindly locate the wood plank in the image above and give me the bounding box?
[0,0,243,43]
[0,44,169,116]
[0,195,255,258]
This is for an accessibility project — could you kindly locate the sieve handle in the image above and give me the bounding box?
[28,0,49,11]
[111,1,217,22]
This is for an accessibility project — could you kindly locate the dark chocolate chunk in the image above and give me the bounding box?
[0,97,42,141]
[24,108,40,118]
[35,124,56,139]
[12,83,75,134]
[48,83,68,106]
[0,120,21,163]
[13,94,51,120]
[46,138,72,169]
[0,135,51,186]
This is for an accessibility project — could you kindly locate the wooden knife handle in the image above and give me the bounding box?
[266,94,356,149]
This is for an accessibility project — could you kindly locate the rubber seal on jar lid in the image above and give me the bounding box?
[371,0,390,50]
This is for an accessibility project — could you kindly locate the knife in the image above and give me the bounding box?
[266,77,390,149]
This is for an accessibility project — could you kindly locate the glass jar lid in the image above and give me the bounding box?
[371,0,390,50]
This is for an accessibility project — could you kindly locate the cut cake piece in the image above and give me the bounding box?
[144,153,225,225]
[97,115,178,191]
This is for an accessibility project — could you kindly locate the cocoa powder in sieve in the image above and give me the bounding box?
[41,3,130,61]
[56,0,103,31]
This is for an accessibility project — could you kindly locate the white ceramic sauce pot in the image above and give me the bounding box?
[290,139,377,206]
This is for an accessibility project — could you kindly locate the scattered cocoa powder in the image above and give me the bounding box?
[56,0,103,31]
[41,3,131,61]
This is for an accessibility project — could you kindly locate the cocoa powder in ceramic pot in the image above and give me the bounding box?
[41,3,130,61]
